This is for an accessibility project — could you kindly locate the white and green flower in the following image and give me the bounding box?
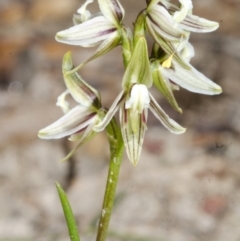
[94,37,185,165]
[146,0,219,40]
[55,0,125,63]
[38,52,105,161]
[146,0,219,66]
[151,41,222,112]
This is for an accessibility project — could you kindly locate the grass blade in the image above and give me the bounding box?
[56,182,80,241]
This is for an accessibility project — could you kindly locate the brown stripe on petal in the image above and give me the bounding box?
[147,14,162,31]
[124,107,128,124]
[79,82,97,100]
[142,109,147,125]
[125,127,132,162]
[71,72,101,107]
[157,2,168,11]
[74,126,87,135]
[79,113,96,126]
[181,19,203,30]
[150,100,163,119]
[164,3,179,14]
[80,84,101,108]
[132,116,137,164]
[137,114,142,155]
[111,0,123,22]
[149,99,173,131]
[121,108,131,160]
[97,28,117,37]
[146,18,176,54]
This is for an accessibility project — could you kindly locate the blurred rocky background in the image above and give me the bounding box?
[0,0,240,241]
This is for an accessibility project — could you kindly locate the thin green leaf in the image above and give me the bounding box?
[56,182,81,241]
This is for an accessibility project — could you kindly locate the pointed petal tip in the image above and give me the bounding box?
[207,21,220,31]
[214,22,220,29]
[56,29,74,38]
[170,118,186,134]
[175,126,187,135]
[182,15,220,33]
[38,129,57,139]
[55,32,65,41]
[38,130,46,139]
[214,85,222,95]
[55,34,70,46]
[62,51,73,71]
[130,158,139,167]
[204,22,219,33]
[55,33,60,39]
[168,120,186,135]
[207,84,222,95]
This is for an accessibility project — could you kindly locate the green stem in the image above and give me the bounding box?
[96,117,124,241]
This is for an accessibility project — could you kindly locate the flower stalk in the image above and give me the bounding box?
[96,117,124,241]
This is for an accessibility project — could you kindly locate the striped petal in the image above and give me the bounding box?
[147,4,185,41]
[149,93,186,134]
[56,16,116,47]
[146,19,191,70]
[38,106,95,139]
[60,113,103,162]
[93,90,126,132]
[160,60,222,95]
[180,14,219,33]
[120,106,148,166]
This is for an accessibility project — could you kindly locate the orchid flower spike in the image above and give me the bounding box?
[38,52,105,162]
[55,0,125,65]
[94,37,186,166]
